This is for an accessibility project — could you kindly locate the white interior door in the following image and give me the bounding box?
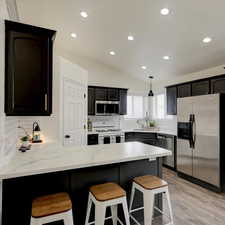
[63,78,87,146]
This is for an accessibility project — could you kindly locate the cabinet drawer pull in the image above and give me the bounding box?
[45,94,47,111]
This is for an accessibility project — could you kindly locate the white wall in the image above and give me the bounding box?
[154,64,225,93]
[0,0,10,223]
[55,49,147,95]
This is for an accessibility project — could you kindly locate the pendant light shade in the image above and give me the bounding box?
[148,76,154,97]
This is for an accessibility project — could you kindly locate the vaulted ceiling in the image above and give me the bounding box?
[16,0,225,81]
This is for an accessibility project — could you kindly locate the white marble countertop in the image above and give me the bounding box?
[0,142,171,180]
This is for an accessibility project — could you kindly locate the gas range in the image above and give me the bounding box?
[96,129,123,135]
[94,128,125,144]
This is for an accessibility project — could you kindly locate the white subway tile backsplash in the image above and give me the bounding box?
[17,117,41,139]
[89,116,121,129]
[3,117,17,157]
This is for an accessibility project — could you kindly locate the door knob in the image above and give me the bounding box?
[65,135,71,139]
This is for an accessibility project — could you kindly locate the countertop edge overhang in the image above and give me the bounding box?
[0,142,171,180]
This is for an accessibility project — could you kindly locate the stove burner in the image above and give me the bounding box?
[95,129,122,133]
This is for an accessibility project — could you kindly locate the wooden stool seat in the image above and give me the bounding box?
[32,192,72,218]
[134,175,168,190]
[90,182,126,201]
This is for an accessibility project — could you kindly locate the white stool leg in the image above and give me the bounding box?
[111,205,118,225]
[30,217,40,225]
[85,194,92,225]
[143,191,154,225]
[63,209,74,225]
[95,204,106,225]
[122,197,130,225]
[165,188,174,225]
[129,183,135,213]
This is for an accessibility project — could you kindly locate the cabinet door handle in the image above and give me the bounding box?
[45,94,47,111]
[84,124,86,130]
[65,135,71,139]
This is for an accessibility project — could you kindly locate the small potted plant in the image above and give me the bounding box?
[20,135,30,147]
[149,120,156,128]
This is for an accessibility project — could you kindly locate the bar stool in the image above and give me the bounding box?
[30,192,74,225]
[129,175,174,225]
[85,182,130,225]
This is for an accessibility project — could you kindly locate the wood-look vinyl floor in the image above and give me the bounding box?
[152,168,225,225]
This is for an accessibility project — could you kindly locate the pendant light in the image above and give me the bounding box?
[148,76,154,97]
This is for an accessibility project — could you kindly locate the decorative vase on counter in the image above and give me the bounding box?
[22,140,30,147]
[20,136,30,147]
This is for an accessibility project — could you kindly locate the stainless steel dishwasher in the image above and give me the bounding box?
[157,134,176,170]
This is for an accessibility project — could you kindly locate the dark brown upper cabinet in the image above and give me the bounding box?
[5,20,56,116]
[192,80,210,96]
[119,89,128,115]
[166,86,177,115]
[88,87,95,115]
[108,88,119,101]
[88,86,128,115]
[211,77,225,94]
[177,83,191,98]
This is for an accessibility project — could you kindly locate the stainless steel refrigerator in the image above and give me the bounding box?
[177,94,224,191]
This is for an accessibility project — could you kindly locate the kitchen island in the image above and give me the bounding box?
[0,142,171,225]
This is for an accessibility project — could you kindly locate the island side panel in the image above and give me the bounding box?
[2,171,70,225]
[2,159,162,225]
[0,181,2,225]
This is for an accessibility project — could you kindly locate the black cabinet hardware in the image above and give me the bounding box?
[65,135,71,139]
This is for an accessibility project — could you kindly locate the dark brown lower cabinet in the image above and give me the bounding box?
[88,134,98,145]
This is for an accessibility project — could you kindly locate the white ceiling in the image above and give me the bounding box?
[16,0,225,81]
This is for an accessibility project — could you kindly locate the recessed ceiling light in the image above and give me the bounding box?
[80,11,88,18]
[128,35,134,41]
[161,8,170,15]
[163,56,170,60]
[71,33,77,38]
[202,37,212,43]
[142,66,147,70]
[109,51,116,56]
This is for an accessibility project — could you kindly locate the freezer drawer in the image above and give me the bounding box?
[177,138,193,176]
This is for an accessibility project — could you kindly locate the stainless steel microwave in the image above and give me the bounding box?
[95,101,120,115]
